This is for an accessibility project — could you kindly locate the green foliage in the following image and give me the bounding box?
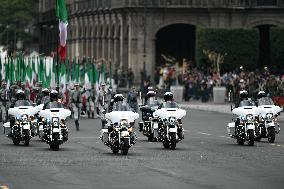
[0,0,35,45]
[197,28,259,73]
[270,27,284,71]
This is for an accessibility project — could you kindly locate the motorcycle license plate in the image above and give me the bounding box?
[169,128,177,133]
[23,124,30,130]
[246,124,255,130]
[267,122,275,127]
[53,128,60,133]
[153,123,158,129]
[39,125,44,131]
[121,131,129,137]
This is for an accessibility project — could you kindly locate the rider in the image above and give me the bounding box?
[40,88,50,105]
[9,90,32,135]
[71,83,82,131]
[256,91,274,105]
[159,92,183,140]
[159,92,179,109]
[109,94,135,144]
[234,90,254,108]
[43,90,68,141]
[0,81,11,123]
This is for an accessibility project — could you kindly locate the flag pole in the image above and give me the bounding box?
[56,0,59,89]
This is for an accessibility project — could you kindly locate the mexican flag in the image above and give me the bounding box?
[56,0,68,61]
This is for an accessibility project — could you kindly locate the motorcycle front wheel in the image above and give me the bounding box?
[24,130,30,146]
[247,129,254,146]
[169,133,177,150]
[268,127,275,143]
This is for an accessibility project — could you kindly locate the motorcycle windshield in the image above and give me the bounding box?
[162,102,179,108]
[14,100,32,107]
[45,102,63,109]
[112,102,131,111]
[146,99,160,107]
[239,100,255,107]
[258,97,274,106]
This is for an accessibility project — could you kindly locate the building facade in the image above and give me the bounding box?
[38,0,284,82]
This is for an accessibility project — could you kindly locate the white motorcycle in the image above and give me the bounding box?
[153,107,186,150]
[256,98,281,143]
[227,100,260,146]
[3,102,38,146]
[139,103,160,142]
[101,110,139,155]
[39,104,71,151]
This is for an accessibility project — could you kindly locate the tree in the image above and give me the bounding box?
[0,0,35,52]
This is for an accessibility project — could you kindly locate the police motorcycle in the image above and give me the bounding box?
[227,98,260,146]
[153,92,186,150]
[139,91,161,141]
[35,88,50,139]
[255,92,281,143]
[100,94,139,155]
[3,90,38,146]
[39,90,70,151]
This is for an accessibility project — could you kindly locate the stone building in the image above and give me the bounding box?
[38,0,284,82]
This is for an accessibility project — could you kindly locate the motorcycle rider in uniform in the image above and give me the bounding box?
[106,94,135,144]
[9,90,33,136]
[71,83,82,131]
[0,81,11,123]
[39,88,50,105]
[159,92,183,140]
[43,90,68,141]
[233,90,255,135]
[256,91,274,106]
[127,86,138,112]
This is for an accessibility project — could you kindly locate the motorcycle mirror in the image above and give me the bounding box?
[32,103,36,107]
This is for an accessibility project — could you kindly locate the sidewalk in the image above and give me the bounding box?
[179,101,284,120]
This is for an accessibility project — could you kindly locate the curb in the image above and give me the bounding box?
[179,104,284,120]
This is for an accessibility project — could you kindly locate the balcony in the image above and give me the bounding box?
[72,0,284,13]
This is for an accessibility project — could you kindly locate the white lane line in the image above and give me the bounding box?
[197,132,212,136]
[277,145,282,147]
[1,186,9,189]
[219,135,231,139]
[270,144,276,146]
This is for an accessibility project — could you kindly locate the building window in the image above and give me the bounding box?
[257,0,277,6]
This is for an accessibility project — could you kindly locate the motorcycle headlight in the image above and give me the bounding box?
[52,117,60,123]
[22,114,28,121]
[168,117,176,124]
[16,116,21,121]
[266,113,273,120]
[246,114,254,122]
[46,118,51,123]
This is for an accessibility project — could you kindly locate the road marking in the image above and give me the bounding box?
[197,132,212,136]
[277,145,282,147]
[1,186,9,189]
[270,144,276,146]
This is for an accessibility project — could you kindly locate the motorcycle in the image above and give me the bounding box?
[227,101,260,146]
[255,102,281,143]
[100,110,139,155]
[39,107,71,151]
[3,105,38,146]
[139,104,160,141]
[153,108,186,150]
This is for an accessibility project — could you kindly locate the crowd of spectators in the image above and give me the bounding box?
[154,65,284,103]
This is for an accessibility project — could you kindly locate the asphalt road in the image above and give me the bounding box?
[0,109,283,189]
